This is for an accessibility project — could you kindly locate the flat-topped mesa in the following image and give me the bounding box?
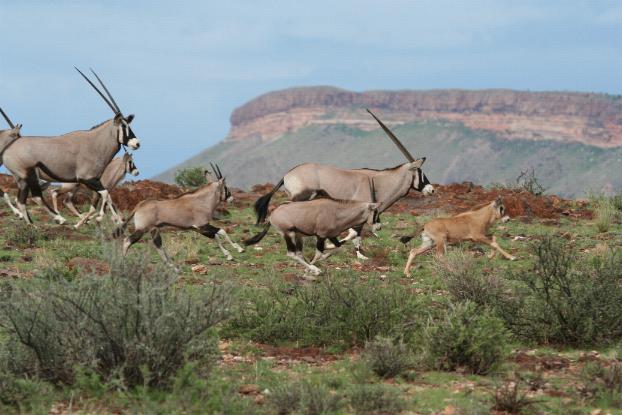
[227,87,622,147]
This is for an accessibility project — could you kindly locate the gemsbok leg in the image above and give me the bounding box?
[194,224,238,261]
[283,231,321,275]
[150,228,178,271]
[26,172,66,224]
[403,233,434,276]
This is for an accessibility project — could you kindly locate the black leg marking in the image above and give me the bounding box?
[329,237,342,248]
[151,229,163,248]
[198,223,220,239]
[79,178,105,192]
[294,234,304,252]
[316,237,326,253]
[284,235,296,253]
[128,230,144,245]
[353,224,364,236]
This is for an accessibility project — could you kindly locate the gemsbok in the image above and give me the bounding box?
[401,197,515,277]
[0,108,24,217]
[244,180,380,276]
[2,68,140,226]
[114,164,244,272]
[39,152,139,224]
[254,109,434,260]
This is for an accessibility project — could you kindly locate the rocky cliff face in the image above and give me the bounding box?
[228,87,622,148]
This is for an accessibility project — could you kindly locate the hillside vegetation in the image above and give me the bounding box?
[157,120,622,198]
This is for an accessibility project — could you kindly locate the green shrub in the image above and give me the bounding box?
[362,336,413,379]
[595,198,618,232]
[0,246,230,388]
[174,166,207,188]
[347,383,406,415]
[225,276,429,347]
[580,361,622,408]
[422,302,508,375]
[436,250,506,308]
[3,221,49,249]
[268,380,343,415]
[491,380,538,413]
[611,194,622,211]
[500,237,622,346]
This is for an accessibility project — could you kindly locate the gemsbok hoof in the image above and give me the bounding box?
[356,251,369,260]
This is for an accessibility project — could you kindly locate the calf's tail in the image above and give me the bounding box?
[254,178,284,224]
[243,223,271,246]
[113,210,136,239]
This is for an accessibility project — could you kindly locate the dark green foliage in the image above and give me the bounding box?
[225,277,429,347]
[268,380,343,415]
[422,302,508,375]
[0,247,230,388]
[362,336,413,379]
[347,383,406,415]
[3,221,49,249]
[501,237,622,346]
[611,194,622,211]
[174,166,207,188]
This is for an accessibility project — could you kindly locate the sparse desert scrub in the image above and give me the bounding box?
[500,237,622,346]
[421,301,509,375]
[268,380,343,415]
[224,276,430,347]
[594,197,618,232]
[0,244,230,388]
[347,383,406,415]
[362,336,413,378]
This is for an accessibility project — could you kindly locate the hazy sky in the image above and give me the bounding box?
[1,0,621,177]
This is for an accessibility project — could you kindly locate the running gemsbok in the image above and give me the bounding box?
[244,180,380,276]
[0,108,24,217]
[401,197,515,277]
[39,153,139,223]
[253,109,434,260]
[114,164,244,272]
[2,68,140,226]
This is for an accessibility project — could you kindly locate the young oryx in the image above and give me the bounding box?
[401,197,515,277]
[2,68,140,226]
[254,109,434,260]
[39,153,139,225]
[114,164,244,271]
[0,108,24,217]
[244,182,380,276]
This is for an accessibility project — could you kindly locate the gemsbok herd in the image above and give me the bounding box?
[1,70,516,277]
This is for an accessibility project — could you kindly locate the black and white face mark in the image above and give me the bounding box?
[118,118,140,150]
[413,169,435,195]
[126,157,140,176]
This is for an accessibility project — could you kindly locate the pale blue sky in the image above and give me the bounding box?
[1,0,621,177]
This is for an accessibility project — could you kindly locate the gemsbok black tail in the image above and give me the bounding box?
[254,178,284,224]
[243,223,271,246]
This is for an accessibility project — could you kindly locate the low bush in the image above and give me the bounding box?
[3,221,49,249]
[595,198,618,232]
[580,361,622,408]
[515,168,546,196]
[347,383,405,415]
[491,380,538,414]
[500,237,622,346]
[362,336,412,379]
[268,380,343,415]
[174,166,207,189]
[225,276,430,347]
[436,249,506,308]
[422,301,508,375]
[0,245,230,388]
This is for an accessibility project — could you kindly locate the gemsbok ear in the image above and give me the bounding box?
[113,113,124,125]
[494,196,503,207]
[125,114,135,123]
[408,157,426,170]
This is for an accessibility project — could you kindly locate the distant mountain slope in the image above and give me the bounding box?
[155,87,622,198]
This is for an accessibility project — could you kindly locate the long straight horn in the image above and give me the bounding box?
[89,68,121,114]
[74,67,119,115]
[210,162,220,179]
[0,107,15,129]
[215,164,223,179]
[366,108,415,162]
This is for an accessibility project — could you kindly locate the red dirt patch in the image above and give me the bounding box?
[66,257,110,276]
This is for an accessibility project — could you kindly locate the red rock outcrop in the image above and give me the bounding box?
[228,87,622,147]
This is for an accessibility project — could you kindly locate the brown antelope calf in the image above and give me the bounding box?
[401,197,515,276]
[114,165,243,271]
